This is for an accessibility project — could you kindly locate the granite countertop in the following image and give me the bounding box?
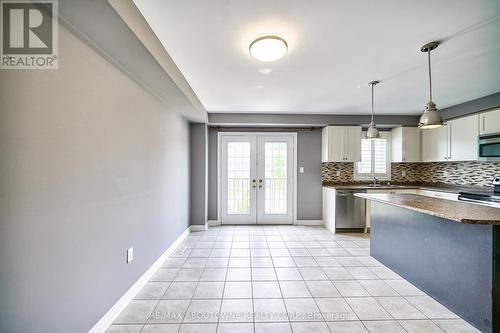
[355,193,500,225]
[322,182,494,195]
[323,184,420,191]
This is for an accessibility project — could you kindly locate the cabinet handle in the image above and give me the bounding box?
[482,115,486,132]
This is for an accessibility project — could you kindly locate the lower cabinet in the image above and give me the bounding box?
[322,187,336,233]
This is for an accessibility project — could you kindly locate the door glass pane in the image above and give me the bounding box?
[227,142,251,214]
[264,142,287,214]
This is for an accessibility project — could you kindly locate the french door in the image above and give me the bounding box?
[220,133,295,224]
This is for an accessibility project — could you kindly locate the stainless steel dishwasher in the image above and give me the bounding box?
[335,190,366,230]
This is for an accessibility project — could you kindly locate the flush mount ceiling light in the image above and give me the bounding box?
[366,80,380,139]
[249,35,288,62]
[418,41,444,129]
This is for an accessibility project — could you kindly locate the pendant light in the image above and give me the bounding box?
[366,80,380,139]
[418,41,444,129]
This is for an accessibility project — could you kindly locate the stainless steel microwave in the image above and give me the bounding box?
[478,133,500,161]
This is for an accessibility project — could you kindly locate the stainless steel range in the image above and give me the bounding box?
[458,176,500,208]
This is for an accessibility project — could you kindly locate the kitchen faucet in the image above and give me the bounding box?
[372,176,380,186]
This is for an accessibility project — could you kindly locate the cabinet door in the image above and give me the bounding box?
[403,127,421,162]
[421,129,431,162]
[344,127,361,162]
[329,127,345,162]
[449,114,478,161]
[391,127,403,162]
[421,126,448,162]
[436,126,449,161]
[479,108,500,135]
[321,127,329,162]
[322,127,345,162]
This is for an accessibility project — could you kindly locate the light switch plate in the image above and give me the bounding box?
[443,171,449,178]
[402,171,406,177]
[299,167,304,173]
[127,247,134,263]
[336,171,341,176]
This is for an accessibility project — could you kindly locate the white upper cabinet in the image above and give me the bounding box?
[421,114,478,162]
[391,127,421,162]
[422,125,448,162]
[448,114,478,161]
[344,127,362,162]
[322,126,361,162]
[479,108,500,135]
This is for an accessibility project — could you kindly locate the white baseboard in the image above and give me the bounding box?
[207,220,220,227]
[88,227,190,333]
[294,220,324,226]
[189,224,207,232]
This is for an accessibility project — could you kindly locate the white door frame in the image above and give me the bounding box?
[218,132,297,225]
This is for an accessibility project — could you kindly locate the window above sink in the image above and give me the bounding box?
[354,131,391,180]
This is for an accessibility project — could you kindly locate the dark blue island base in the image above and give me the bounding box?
[370,201,499,333]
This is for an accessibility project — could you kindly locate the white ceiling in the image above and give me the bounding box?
[133,0,500,115]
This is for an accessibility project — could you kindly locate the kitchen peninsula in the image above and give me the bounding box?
[356,192,500,333]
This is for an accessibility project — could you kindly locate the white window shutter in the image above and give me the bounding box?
[354,132,391,179]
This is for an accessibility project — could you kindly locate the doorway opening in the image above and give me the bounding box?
[218,133,297,224]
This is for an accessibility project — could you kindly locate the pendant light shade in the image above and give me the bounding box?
[418,41,444,129]
[366,81,380,139]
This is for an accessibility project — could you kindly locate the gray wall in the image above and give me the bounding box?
[296,130,323,220]
[59,0,206,122]
[440,91,500,120]
[208,129,219,220]
[0,24,190,333]
[190,123,208,226]
[208,113,420,126]
[207,128,323,221]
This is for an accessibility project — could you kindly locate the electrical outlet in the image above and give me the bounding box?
[127,247,134,263]
[336,171,341,176]
[299,167,304,173]
[443,171,449,178]
[401,171,406,177]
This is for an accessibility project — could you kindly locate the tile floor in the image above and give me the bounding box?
[106,225,480,333]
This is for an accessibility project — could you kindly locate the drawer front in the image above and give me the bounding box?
[417,190,458,201]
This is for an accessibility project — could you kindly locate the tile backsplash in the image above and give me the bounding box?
[322,163,355,183]
[322,161,500,188]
